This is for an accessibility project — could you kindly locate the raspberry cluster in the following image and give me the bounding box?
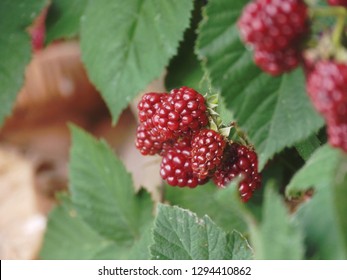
[238,0,308,75]
[135,86,262,202]
[237,1,347,153]
[306,61,347,152]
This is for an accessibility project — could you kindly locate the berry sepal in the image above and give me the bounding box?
[206,93,232,139]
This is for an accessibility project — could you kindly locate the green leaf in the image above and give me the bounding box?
[286,145,347,259]
[295,186,347,259]
[81,0,193,123]
[45,0,86,44]
[0,0,47,126]
[165,46,206,93]
[165,1,208,93]
[93,223,154,260]
[334,170,347,256]
[295,134,321,161]
[196,0,324,169]
[40,195,152,259]
[248,185,304,260]
[286,145,344,195]
[164,182,247,234]
[69,125,153,243]
[150,204,253,260]
[40,195,121,259]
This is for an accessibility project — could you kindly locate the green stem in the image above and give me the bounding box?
[310,6,347,18]
[310,6,347,53]
[332,11,347,49]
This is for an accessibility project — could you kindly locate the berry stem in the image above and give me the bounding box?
[310,6,347,53]
[310,6,346,18]
[332,10,347,49]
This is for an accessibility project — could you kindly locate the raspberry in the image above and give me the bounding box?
[254,46,301,76]
[152,87,209,141]
[191,129,226,179]
[306,60,347,152]
[135,124,168,155]
[327,120,347,151]
[160,138,208,188]
[213,143,262,202]
[327,0,347,7]
[238,0,308,52]
[137,92,165,128]
[29,7,48,52]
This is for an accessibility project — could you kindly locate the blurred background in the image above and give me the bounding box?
[0,30,165,259]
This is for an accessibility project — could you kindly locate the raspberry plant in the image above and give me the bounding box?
[1,0,347,260]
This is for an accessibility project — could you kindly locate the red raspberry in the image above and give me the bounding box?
[327,120,347,151]
[213,143,262,202]
[152,87,209,141]
[135,125,168,156]
[29,7,48,52]
[254,46,301,76]
[306,60,347,152]
[238,0,308,52]
[327,0,347,6]
[306,61,347,115]
[191,129,226,179]
[160,138,208,188]
[137,92,165,128]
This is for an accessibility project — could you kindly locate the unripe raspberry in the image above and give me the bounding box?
[191,129,226,179]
